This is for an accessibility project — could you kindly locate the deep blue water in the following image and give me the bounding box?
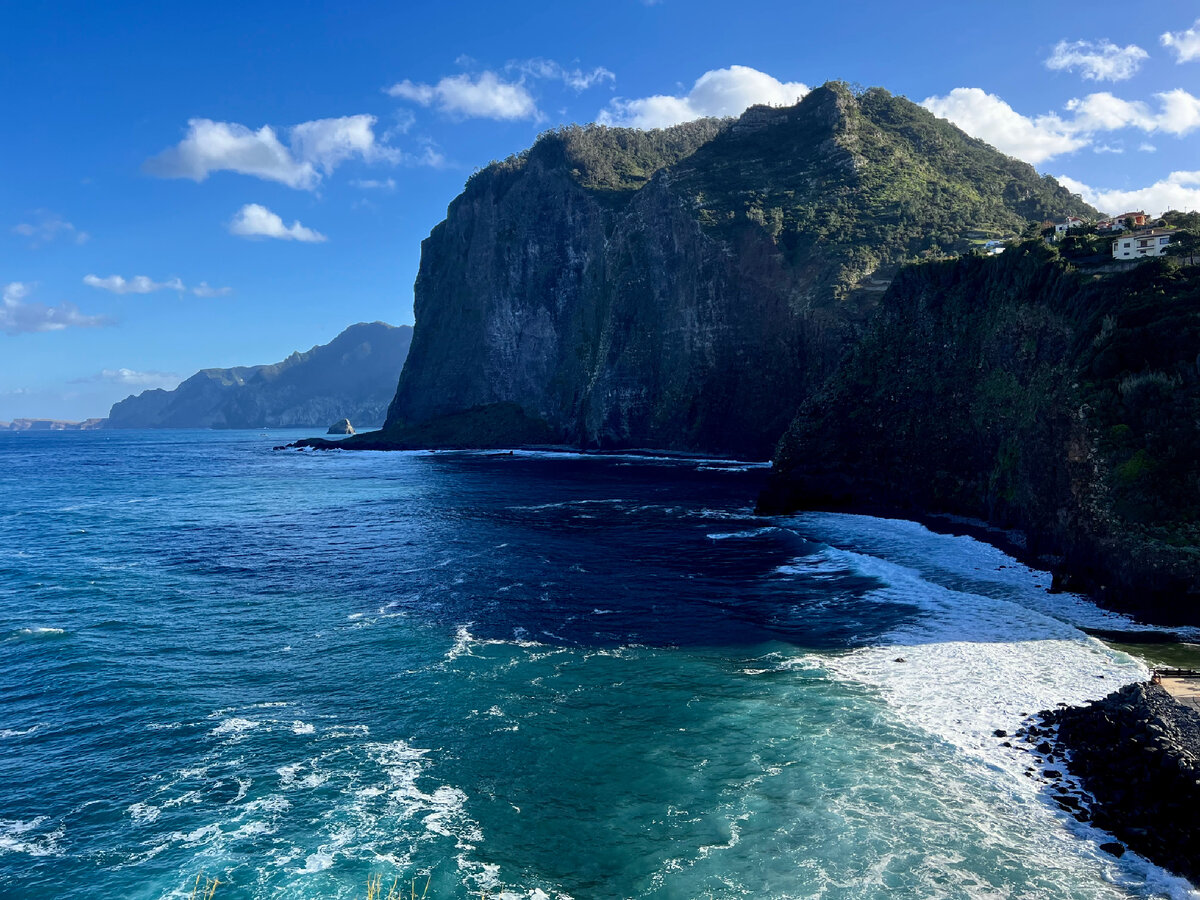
[0,430,1193,899]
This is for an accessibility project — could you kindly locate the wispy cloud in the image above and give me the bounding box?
[1045,39,1148,82]
[1056,170,1200,218]
[386,57,614,123]
[144,114,401,189]
[509,59,615,92]
[12,211,89,248]
[599,65,809,129]
[229,204,326,242]
[71,368,182,390]
[83,274,184,294]
[922,87,1200,164]
[1,282,111,336]
[1162,18,1200,63]
[191,281,233,298]
[351,177,397,190]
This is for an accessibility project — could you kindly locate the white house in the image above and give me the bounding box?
[1054,216,1086,239]
[1111,228,1175,260]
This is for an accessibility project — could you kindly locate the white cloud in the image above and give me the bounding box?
[1139,142,1157,152]
[12,211,89,247]
[83,274,184,294]
[388,71,539,121]
[192,282,233,297]
[1,282,111,336]
[1045,39,1148,81]
[289,115,388,173]
[923,87,1200,165]
[145,115,392,189]
[72,368,182,390]
[1062,92,1155,132]
[921,88,1088,164]
[229,204,326,242]
[1154,87,1200,134]
[145,119,316,188]
[1056,171,1200,217]
[1162,18,1200,63]
[598,65,809,129]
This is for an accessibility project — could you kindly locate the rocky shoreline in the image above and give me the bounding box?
[1027,681,1200,884]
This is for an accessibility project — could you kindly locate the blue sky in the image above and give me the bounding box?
[4,0,1200,420]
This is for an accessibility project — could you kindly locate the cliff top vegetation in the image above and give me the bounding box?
[463,82,1097,306]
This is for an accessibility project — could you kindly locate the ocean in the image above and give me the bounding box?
[1,429,1195,899]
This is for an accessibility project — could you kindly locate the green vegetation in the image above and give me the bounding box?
[768,242,1200,617]
[467,118,725,201]
[1164,226,1200,265]
[664,83,1093,300]
[462,83,1094,309]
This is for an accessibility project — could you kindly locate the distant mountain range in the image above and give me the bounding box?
[106,322,412,429]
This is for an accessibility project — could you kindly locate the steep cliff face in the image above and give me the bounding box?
[387,83,1093,457]
[760,246,1200,620]
[107,322,412,429]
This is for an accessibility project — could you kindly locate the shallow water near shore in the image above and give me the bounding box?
[1,429,1196,899]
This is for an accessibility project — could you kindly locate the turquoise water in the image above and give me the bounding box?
[1,430,1194,899]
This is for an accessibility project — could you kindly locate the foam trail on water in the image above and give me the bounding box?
[779,512,1198,898]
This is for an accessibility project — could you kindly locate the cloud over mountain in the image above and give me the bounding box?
[598,66,808,129]
[1055,169,1200,218]
[923,87,1200,164]
[72,368,183,390]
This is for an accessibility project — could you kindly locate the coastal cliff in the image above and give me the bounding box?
[107,322,411,429]
[384,83,1091,457]
[759,244,1200,619]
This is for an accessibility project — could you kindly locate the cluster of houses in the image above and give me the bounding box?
[1051,210,1177,260]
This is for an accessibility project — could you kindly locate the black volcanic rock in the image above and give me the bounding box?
[107,322,411,429]
[385,82,1093,457]
[1044,683,1200,881]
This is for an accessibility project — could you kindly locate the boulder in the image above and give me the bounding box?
[327,418,355,435]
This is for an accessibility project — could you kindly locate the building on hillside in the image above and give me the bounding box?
[1112,228,1175,260]
[1117,211,1148,228]
[1097,220,1123,233]
[1054,216,1087,239]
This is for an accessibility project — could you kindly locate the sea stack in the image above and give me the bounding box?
[327,418,355,435]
